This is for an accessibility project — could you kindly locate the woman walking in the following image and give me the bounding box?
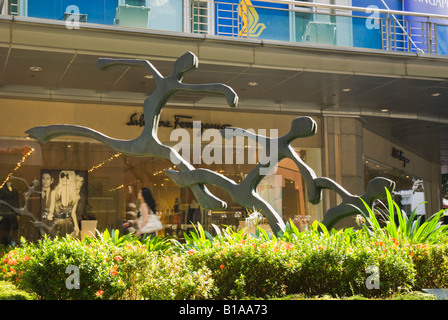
[123,187,160,238]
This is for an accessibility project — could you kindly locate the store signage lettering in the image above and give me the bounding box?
[410,0,448,10]
[392,147,410,167]
[127,113,232,130]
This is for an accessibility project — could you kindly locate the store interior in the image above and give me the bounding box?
[0,136,322,245]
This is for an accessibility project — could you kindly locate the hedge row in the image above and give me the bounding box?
[1,225,447,299]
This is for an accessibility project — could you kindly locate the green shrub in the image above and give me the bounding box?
[1,210,447,300]
[183,222,418,299]
[0,231,213,300]
[4,237,130,299]
[284,231,416,298]
[0,281,36,300]
[126,251,214,300]
[411,243,448,289]
[185,238,293,299]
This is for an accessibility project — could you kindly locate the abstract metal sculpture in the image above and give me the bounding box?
[166,116,320,233]
[26,52,395,235]
[27,52,237,212]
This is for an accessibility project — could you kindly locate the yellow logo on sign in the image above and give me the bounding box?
[238,0,266,37]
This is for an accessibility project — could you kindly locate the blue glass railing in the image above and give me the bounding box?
[3,0,448,55]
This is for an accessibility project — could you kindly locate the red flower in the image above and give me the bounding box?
[7,258,17,266]
[114,255,123,262]
[220,264,225,270]
[187,249,196,255]
[110,266,118,276]
[96,290,104,297]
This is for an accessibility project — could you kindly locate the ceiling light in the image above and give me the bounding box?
[29,66,42,72]
[341,88,351,92]
[248,81,259,87]
[381,108,389,112]
[431,93,441,97]
[143,74,153,79]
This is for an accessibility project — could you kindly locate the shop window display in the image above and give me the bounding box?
[0,136,321,244]
[364,158,426,219]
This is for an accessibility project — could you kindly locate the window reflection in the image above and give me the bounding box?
[364,158,426,218]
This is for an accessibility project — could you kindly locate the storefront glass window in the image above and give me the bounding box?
[364,157,426,218]
[0,135,321,244]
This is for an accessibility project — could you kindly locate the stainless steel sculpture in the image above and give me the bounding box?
[166,116,320,233]
[26,52,395,235]
[27,52,238,212]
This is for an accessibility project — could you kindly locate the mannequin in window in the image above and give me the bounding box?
[0,181,19,245]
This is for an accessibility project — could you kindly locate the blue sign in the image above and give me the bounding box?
[403,0,448,54]
[27,0,118,25]
[352,0,403,50]
[404,0,448,15]
[215,0,289,41]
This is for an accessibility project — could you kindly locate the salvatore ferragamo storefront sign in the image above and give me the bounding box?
[126,113,232,130]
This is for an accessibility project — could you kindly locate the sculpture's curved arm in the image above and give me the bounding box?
[0,199,36,221]
[220,127,259,143]
[0,200,19,215]
[286,147,321,204]
[315,177,353,200]
[25,125,154,157]
[97,58,163,84]
[177,83,238,108]
[165,168,236,191]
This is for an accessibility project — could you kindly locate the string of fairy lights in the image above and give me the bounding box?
[88,153,122,173]
[0,148,180,191]
[108,179,140,192]
[0,148,35,189]
[153,165,176,176]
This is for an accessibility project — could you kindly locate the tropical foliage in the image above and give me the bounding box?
[1,189,447,300]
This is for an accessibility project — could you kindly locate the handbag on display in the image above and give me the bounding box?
[139,212,163,233]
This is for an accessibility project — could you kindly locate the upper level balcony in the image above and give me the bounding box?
[2,0,448,56]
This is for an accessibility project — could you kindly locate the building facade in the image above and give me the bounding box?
[0,0,446,244]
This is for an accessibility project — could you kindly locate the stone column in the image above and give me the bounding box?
[322,116,364,228]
